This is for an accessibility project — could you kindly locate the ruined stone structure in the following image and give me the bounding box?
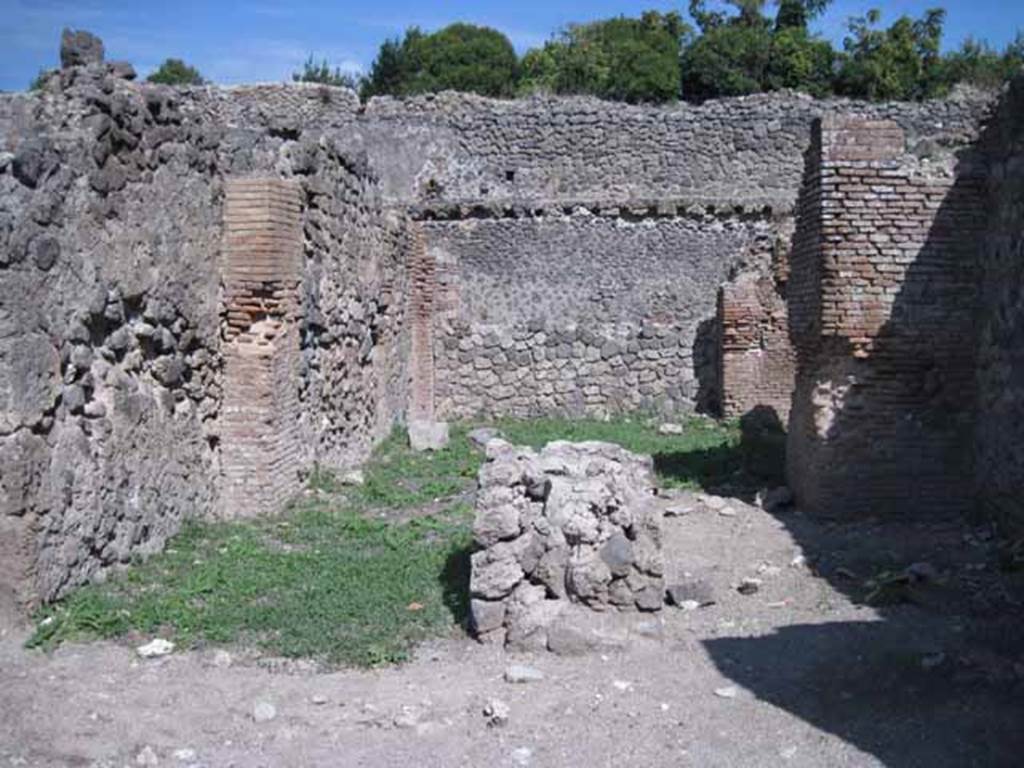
[1,31,1020,613]
[469,439,663,650]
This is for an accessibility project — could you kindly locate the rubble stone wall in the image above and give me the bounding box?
[975,78,1024,532]
[427,210,776,418]
[0,64,412,610]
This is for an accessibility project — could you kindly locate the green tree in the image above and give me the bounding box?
[519,11,690,104]
[940,32,1024,91]
[362,24,517,98]
[292,55,362,90]
[680,0,835,100]
[147,58,205,86]
[835,8,946,100]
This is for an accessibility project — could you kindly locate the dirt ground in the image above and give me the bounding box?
[3,493,1023,768]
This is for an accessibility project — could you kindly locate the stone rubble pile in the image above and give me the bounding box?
[469,439,664,649]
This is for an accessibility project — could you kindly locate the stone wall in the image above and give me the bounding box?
[354,91,993,421]
[0,33,1012,612]
[359,91,992,209]
[0,64,231,609]
[427,209,775,418]
[294,137,412,471]
[786,116,986,517]
[975,77,1024,532]
[0,60,413,611]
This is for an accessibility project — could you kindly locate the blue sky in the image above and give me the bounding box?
[2,0,1022,91]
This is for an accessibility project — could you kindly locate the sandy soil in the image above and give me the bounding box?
[3,495,1023,768]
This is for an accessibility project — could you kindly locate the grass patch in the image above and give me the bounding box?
[30,503,473,667]
[29,415,748,665]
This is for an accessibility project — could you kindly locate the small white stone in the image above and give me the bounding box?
[714,686,739,699]
[252,700,277,723]
[483,698,510,726]
[173,748,196,762]
[135,746,159,766]
[504,664,545,684]
[511,746,533,766]
[310,694,328,705]
[718,505,737,517]
[340,469,365,486]
[679,599,701,611]
[657,423,684,435]
[136,639,175,658]
[612,679,633,692]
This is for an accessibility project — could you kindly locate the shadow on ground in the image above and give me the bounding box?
[697,88,1024,766]
[653,405,786,500]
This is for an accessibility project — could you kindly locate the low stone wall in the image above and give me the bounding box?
[469,440,663,651]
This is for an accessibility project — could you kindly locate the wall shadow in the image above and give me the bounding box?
[699,84,1024,767]
[693,316,721,416]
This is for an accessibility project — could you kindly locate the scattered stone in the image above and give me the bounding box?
[699,494,727,511]
[511,746,533,766]
[757,486,794,512]
[678,599,701,611]
[310,694,329,706]
[504,664,545,684]
[666,578,715,607]
[737,577,763,596]
[136,638,175,658]
[657,423,684,435]
[252,700,277,723]
[210,649,233,668]
[612,679,633,692]
[483,698,510,726]
[468,427,502,448]
[135,745,159,766]
[718,506,737,518]
[714,686,739,699]
[393,706,423,729]
[664,504,694,517]
[408,420,450,451]
[172,748,197,762]
[340,469,365,486]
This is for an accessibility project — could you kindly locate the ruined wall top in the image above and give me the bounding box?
[1,75,998,213]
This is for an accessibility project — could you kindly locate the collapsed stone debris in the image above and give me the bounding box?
[469,439,663,650]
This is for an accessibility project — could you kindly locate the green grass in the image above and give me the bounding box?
[29,415,745,666]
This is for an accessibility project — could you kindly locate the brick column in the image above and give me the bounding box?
[718,272,794,421]
[786,117,983,516]
[218,178,305,518]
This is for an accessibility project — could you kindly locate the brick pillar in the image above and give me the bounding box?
[408,223,436,421]
[718,272,794,421]
[218,178,305,518]
[786,117,983,517]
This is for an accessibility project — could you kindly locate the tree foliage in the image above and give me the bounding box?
[941,32,1024,91]
[147,58,205,86]
[362,24,518,99]
[338,6,1024,104]
[292,55,362,90]
[519,11,690,104]
[835,8,946,101]
[680,0,835,100]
